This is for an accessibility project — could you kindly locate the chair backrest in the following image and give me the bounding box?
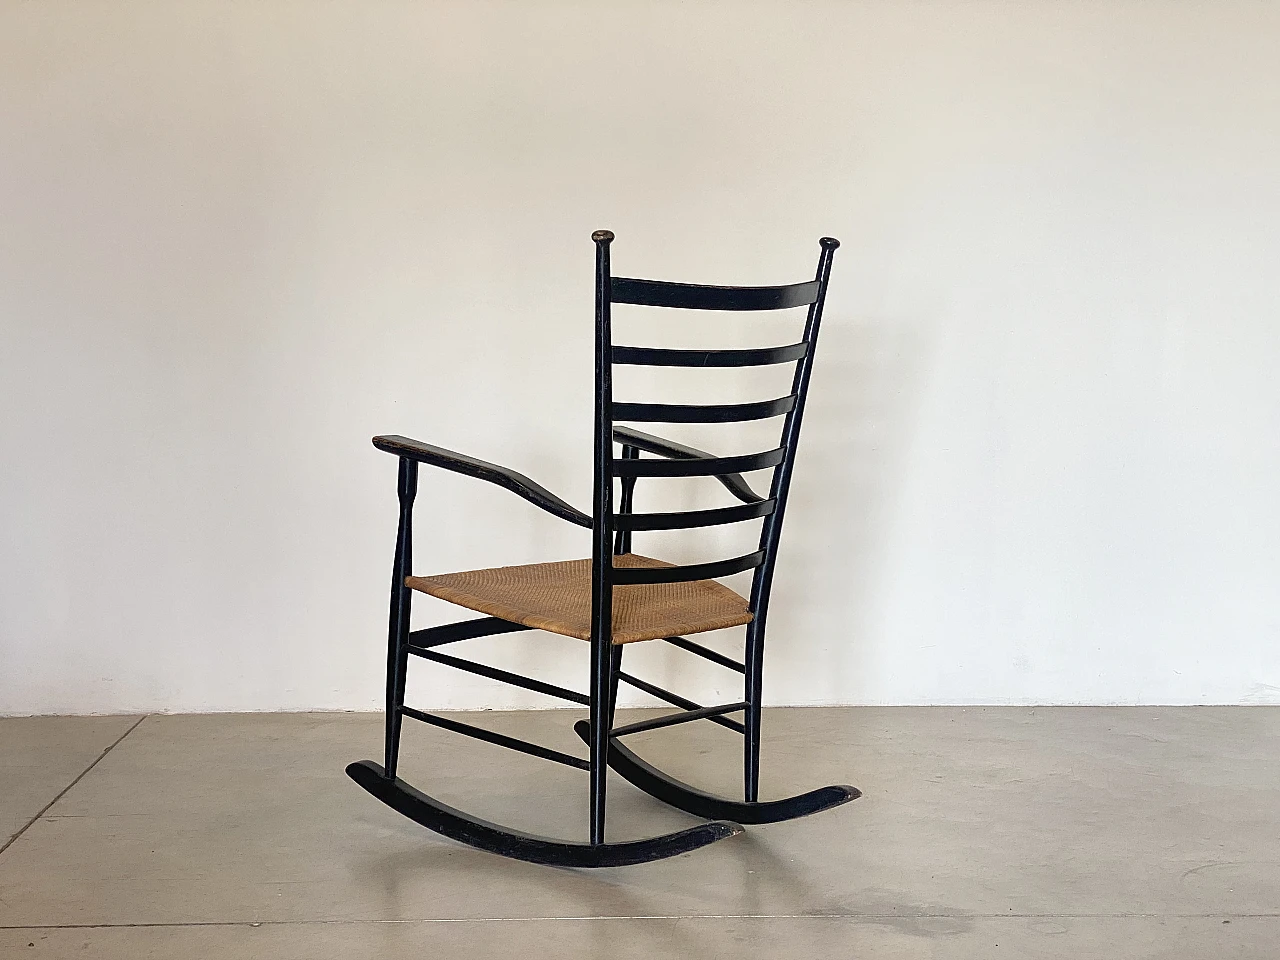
[589,230,839,634]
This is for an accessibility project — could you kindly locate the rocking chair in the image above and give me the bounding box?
[347,230,859,866]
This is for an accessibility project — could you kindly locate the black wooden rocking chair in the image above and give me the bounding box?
[347,230,859,866]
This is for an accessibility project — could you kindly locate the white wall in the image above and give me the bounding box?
[2,1,1278,715]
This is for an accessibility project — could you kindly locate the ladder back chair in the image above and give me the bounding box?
[347,230,860,866]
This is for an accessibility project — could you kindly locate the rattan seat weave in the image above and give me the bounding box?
[406,554,753,644]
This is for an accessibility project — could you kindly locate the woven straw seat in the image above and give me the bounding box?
[406,554,753,644]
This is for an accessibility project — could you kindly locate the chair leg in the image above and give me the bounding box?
[607,643,624,730]
[743,618,764,803]
[589,636,616,845]
[384,457,417,780]
[384,643,409,778]
[743,710,762,803]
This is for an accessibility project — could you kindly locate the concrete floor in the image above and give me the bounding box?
[0,707,1277,958]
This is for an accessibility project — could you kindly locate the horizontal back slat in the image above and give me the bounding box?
[612,277,819,311]
[612,550,766,584]
[614,426,765,503]
[613,447,784,478]
[613,498,776,532]
[614,395,796,424]
[612,342,808,367]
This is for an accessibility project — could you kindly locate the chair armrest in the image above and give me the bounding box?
[373,435,592,528]
[612,426,764,504]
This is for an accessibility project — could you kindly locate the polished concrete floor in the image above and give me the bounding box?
[1,707,1277,958]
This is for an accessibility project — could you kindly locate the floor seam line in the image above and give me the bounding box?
[5,913,1280,930]
[0,715,149,860]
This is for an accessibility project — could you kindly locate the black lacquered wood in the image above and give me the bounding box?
[570,726,861,825]
[616,671,746,734]
[613,395,796,424]
[613,498,775,532]
[612,550,765,585]
[347,760,742,867]
[412,648,590,706]
[610,702,748,738]
[372,435,591,528]
[743,236,841,802]
[589,229,616,845]
[613,447,784,479]
[611,277,819,311]
[612,342,808,367]
[383,457,417,779]
[406,617,532,651]
[661,635,746,673]
[613,444,640,554]
[358,230,847,868]
[613,425,763,503]
[400,706,590,770]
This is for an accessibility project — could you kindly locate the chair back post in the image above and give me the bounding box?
[588,228,617,844]
[742,237,840,801]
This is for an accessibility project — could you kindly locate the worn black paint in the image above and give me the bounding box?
[615,670,746,735]
[612,341,808,368]
[372,434,591,528]
[409,647,589,706]
[661,634,747,674]
[612,424,764,503]
[612,394,796,424]
[612,446,785,479]
[611,276,819,311]
[743,237,842,802]
[347,231,856,867]
[609,701,749,738]
[401,707,590,771]
[347,760,741,867]
[572,722,861,825]
[611,550,766,585]
[612,497,776,533]
[406,616,532,650]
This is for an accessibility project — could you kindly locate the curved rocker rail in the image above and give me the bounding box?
[573,721,860,825]
[347,761,743,867]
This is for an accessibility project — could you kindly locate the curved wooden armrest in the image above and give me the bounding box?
[373,435,592,528]
[612,426,764,504]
